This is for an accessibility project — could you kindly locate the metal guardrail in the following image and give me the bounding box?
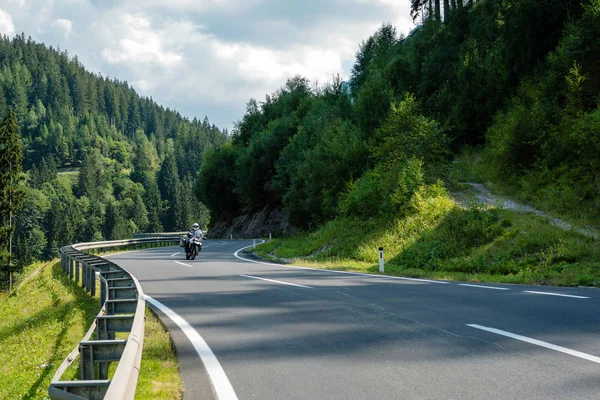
[48,236,180,400]
[133,232,187,239]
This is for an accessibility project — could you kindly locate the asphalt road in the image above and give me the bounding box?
[106,240,600,400]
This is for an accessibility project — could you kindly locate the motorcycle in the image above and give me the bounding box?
[181,233,203,260]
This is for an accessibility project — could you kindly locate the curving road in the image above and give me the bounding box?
[105,240,600,400]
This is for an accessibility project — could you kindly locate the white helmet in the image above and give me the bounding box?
[193,223,199,229]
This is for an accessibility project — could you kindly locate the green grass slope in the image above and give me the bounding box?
[0,261,97,399]
[0,261,182,400]
[252,190,600,287]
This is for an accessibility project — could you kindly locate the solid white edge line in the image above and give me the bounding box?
[524,291,590,299]
[102,247,179,258]
[174,261,192,267]
[467,324,600,364]
[240,274,313,289]
[144,295,239,400]
[233,243,449,284]
[102,250,143,258]
[459,284,509,291]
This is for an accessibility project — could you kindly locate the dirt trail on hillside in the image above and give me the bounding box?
[452,182,599,240]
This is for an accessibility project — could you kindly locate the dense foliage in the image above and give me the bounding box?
[0,35,225,286]
[199,0,600,234]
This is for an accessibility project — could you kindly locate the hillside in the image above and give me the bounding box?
[0,35,226,288]
[200,0,600,283]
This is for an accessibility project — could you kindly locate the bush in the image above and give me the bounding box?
[340,158,424,219]
[374,94,450,168]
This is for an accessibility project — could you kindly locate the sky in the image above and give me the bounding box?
[0,0,414,131]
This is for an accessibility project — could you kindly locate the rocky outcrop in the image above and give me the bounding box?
[208,206,297,239]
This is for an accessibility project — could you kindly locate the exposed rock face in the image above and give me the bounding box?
[208,206,297,239]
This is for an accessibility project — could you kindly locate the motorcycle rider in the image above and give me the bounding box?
[186,223,203,253]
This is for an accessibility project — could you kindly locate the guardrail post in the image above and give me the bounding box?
[99,362,109,380]
[75,259,80,285]
[81,343,95,380]
[81,263,86,291]
[90,270,96,297]
[100,278,106,307]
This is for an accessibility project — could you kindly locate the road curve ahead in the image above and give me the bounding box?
[106,240,600,400]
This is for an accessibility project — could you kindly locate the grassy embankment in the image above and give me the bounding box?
[251,176,600,287]
[0,261,182,399]
[449,147,600,229]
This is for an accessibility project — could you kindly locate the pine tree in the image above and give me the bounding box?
[158,152,180,230]
[126,97,141,137]
[131,194,149,233]
[144,177,163,232]
[104,200,127,240]
[0,109,25,290]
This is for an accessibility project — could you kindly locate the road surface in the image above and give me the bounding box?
[106,240,600,400]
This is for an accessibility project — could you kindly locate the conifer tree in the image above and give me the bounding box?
[0,109,24,290]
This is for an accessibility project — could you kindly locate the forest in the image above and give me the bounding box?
[0,34,226,288]
[198,0,600,228]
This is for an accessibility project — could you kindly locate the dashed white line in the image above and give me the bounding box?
[240,274,313,289]
[144,295,239,400]
[459,284,509,291]
[170,252,180,257]
[233,243,448,284]
[174,261,192,267]
[467,324,600,364]
[524,291,589,299]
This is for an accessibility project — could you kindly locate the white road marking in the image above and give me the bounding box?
[459,284,509,291]
[170,252,180,257]
[102,248,179,258]
[102,250,141,258]
[233,243,449,284]
[174,261,192,267]
[335,290,352,298]
[524,291,590,299]
[144,295,239,400]
[240,274,313,289]
[467,324,600,364]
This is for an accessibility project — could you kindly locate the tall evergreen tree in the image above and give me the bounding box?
[144,177,163,232]
[0,109,24,290]
[158,152,180,230]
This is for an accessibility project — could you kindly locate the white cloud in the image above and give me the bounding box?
[1,0,415,130]
[100,13,183,68]
[133,79,154,92]
[0,8,15,36]
[52,18,72,37]
[119,0,265,14]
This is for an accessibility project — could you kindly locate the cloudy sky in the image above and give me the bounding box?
[0,0,414,131]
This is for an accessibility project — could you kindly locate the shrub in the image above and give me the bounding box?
[340,158,424,219]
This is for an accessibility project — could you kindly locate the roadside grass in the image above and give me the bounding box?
[0,260,183,400]
[135,308,183,400]
[252,192,600,287]
[0,261,98,399]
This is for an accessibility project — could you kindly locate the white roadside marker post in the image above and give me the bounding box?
[230,233,233,240]
[379,247,384,273]
[253,239,256,249]
[269,232,272,240]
